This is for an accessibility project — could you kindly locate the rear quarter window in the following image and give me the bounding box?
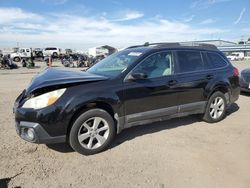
[206,52,228,68]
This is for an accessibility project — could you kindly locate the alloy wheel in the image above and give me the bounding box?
[209,97,225,119]
[77,117,110,150]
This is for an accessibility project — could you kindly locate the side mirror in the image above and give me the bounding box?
[128,72,148,80]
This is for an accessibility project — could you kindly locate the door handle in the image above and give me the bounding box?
[168,80,178,86]
[206,74,214,80]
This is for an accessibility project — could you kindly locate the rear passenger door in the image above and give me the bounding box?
[174,50,214,114]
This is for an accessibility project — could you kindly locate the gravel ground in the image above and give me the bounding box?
[0,60,250,188]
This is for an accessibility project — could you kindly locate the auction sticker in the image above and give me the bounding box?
[128,52,142,56]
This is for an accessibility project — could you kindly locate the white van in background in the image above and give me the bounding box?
[10,48,32,62]
[43,47,61,57]
[226,52,244,61]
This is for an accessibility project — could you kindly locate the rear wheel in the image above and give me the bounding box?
[202,91,227,123]
[69,108,115,155]
[52,52,58,58]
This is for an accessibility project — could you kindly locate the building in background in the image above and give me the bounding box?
[195,40,250,60]
[218,45,250,59]
[194,40,237,46]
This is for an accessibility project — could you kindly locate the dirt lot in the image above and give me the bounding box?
[0,60,250,188]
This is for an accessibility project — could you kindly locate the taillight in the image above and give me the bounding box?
[233,67,239,76]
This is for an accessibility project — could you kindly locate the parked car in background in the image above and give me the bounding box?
[61,54,74,67]
[33,48,43,59]
[43,47,61,58]
[240,68,250,92]
[1,54,18,69]
[10,48,32,62]
[226,52,244,61]
[65,49,73,55]
[14,42,240,155]
[61,53,90,67]
[88,45,117,57]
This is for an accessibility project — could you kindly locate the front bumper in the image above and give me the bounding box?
[14,90,68,144]
[15,121,66,144]
[241,87,250,92]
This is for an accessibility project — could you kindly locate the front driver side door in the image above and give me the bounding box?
[122,51,179,127]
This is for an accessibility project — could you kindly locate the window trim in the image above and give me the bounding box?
[201,51,212,70]
[124,50,175,82]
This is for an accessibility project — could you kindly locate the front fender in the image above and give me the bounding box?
[57,83,124,128]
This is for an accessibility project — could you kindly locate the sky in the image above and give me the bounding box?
[0,0,249,50]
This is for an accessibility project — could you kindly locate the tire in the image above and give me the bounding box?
[69,108,115,155]
[13,57,21,62]
[52,52,58,58]
[202,91,227,123]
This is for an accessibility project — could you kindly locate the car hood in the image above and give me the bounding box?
[26,67,108,94]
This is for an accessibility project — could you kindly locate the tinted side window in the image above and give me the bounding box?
[45,48,57,51]
[207,52,227,68]
[176,51,203,73]
[133,51,174,79]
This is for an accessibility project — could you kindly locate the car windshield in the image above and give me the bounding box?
[87,50,144,77]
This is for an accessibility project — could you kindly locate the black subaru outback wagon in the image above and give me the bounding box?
[14,43,240,155]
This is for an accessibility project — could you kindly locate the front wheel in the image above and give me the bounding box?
[13,57,21,62]
[202,91,227,123]
[69,109,115,155]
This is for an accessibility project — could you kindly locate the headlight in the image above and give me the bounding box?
[22,88,66,109]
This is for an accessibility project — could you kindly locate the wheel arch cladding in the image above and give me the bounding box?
[66,101,116,139]
[208,85,231,104]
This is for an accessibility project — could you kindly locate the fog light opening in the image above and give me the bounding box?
[25,128,35,141]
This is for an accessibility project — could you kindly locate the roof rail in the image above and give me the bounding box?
[178,42,217,49]
[126,42,179,49]
[127,42,218,50]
